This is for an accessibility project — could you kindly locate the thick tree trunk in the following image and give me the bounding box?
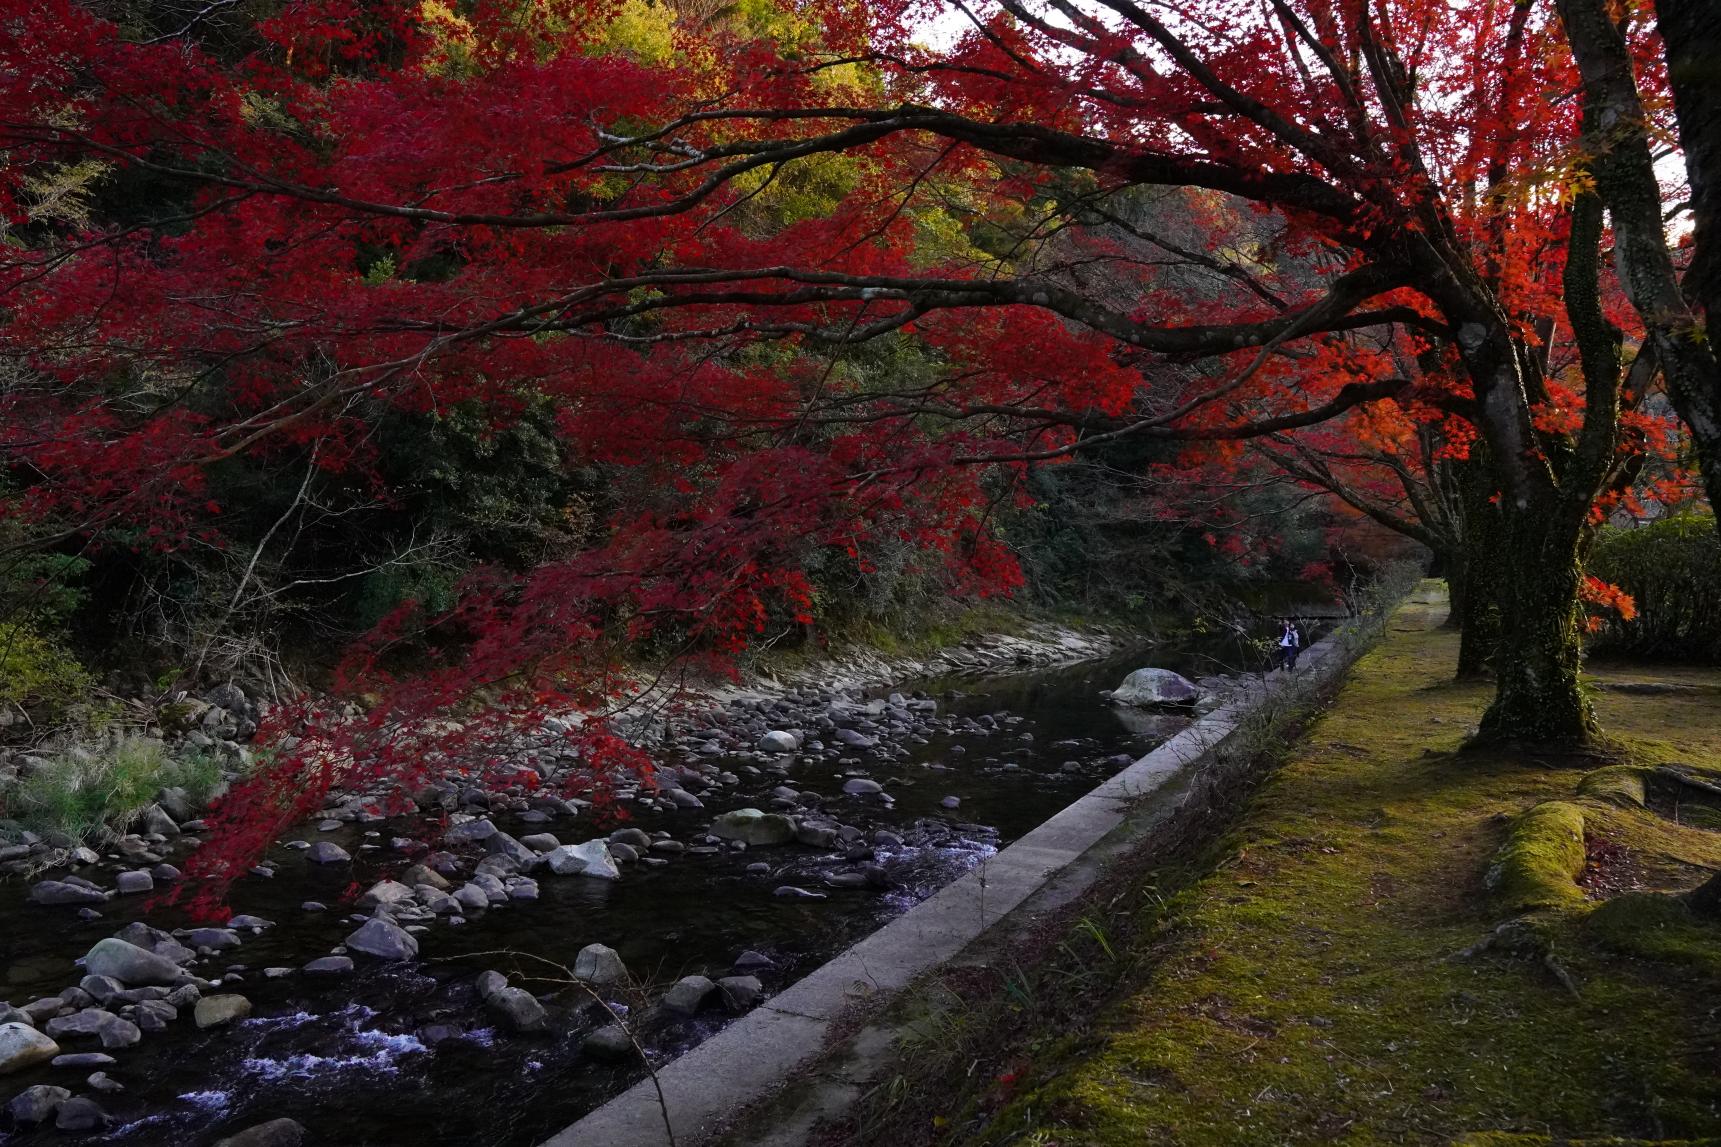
[1454,456,1504,677]
[1476,518,1596,745]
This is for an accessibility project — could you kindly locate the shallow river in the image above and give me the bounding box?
[0,636,1276,1146]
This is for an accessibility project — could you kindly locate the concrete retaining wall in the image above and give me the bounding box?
[542,625,1365,1147]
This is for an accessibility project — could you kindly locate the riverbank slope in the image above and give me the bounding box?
[841,589,1721,1146]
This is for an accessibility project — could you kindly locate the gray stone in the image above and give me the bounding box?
[115,870,154,894]
[79,975,125,1004]
[6,1084,69,1123]
[87,1070,124,1093]
[758,730,799,753]
[0,1022,59,1074]
[1110,667,1202,706]
[573,943,628,986]
[475,970,508,1001]
[305,841,350,864]
[444,817,497,844]
[453,884,489,912]
[194,994,252,1028]
[356,879,415,911]
[51,1051,115,1068]
[661,974,716,1016]
[303,955,354,977]
[520,832,561,853]
[663,788,704,809]
[485,985,550,1033]
[710,808,797,846]
[544,841,621,880]
[56,1096,110,1131]
[345,917,419,961]
[795,822,839,848]
[45,1007,117,1039]
[139,804,181,837]
[841,778,883,796]
[82,938,187,986]
[180,927,242,951]
[30,880,108,906]
[214,1117,306,1147]
[581,1024,636,1062]
[717,975,762,1012]
[609,828,652,849]
[400,863,452,890]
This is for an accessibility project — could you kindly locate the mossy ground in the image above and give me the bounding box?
[893,591,1721,1147]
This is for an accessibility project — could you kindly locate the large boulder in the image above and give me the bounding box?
[661,974,715,1016]
[194,994,253,1029]
[1109,668,1202,707]
[6,1083,70,1123]
[710,808,797,847]
[0,1022,59,1074]
[344,918,419,961]
[543,841,621,880]
[82,938,188,986]
[30,880,108,907]
[573,943,628,986]
[484,986,550,1033]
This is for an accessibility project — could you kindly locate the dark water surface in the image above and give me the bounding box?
[0,635,1278,1147]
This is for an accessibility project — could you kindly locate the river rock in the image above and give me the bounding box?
[7,1084,69,1123]
[31,880,108,906]
[356,880,415,911]
[520,833,561,853]
[82,938,187,986]
[305,841,350,864]
[52,1051,115,1068]
[88,1070,124,1093]
[445,817,497,844]
[1110,667,1201,706]
[115,870,154,894]
[795,821,839,848]
[181,927,243,951]
[303,955,353,977]
[79,975,124,1004]
[486,832,537,867]
[609,828,652,849]
[345,918,419,961]
[453,884,489,912]
[194,994,252,1028]
[573,943,628,986]
[710,808,797,846]
[717,975,762,1011]
[485,985,549,1032]
[758,730,799,753]
[544,841,621,880]
[139,804,181,837]
[841,778,884,796]
[215,1117,306,1147]
[400,863,452,890]
[662,974,715,1015]
[114,922,195,964]
[0,1023,59,1074]
[835,728,877,749]
[581,1024,635,1062]
[44,1007,118,1040]
[56,1096,111,1131]
[773,885,826,900]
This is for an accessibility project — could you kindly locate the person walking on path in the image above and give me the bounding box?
[1278,619,1302,671]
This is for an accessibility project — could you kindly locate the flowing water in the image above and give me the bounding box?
[0,633,1283,1147]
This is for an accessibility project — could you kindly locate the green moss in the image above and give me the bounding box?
[1578,764,1650,807]
[875,589,1721,1147]
[1486,800,1590,912]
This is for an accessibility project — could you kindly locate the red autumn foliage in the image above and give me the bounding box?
[0,0,1698,902]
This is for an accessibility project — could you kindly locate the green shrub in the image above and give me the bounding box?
[0,621,94,720]
[1587,513,1721,662]
[5,734,224,839]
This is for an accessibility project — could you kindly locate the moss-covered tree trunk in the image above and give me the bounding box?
[1477,518,1595,744]
[1454,456,1504,678]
